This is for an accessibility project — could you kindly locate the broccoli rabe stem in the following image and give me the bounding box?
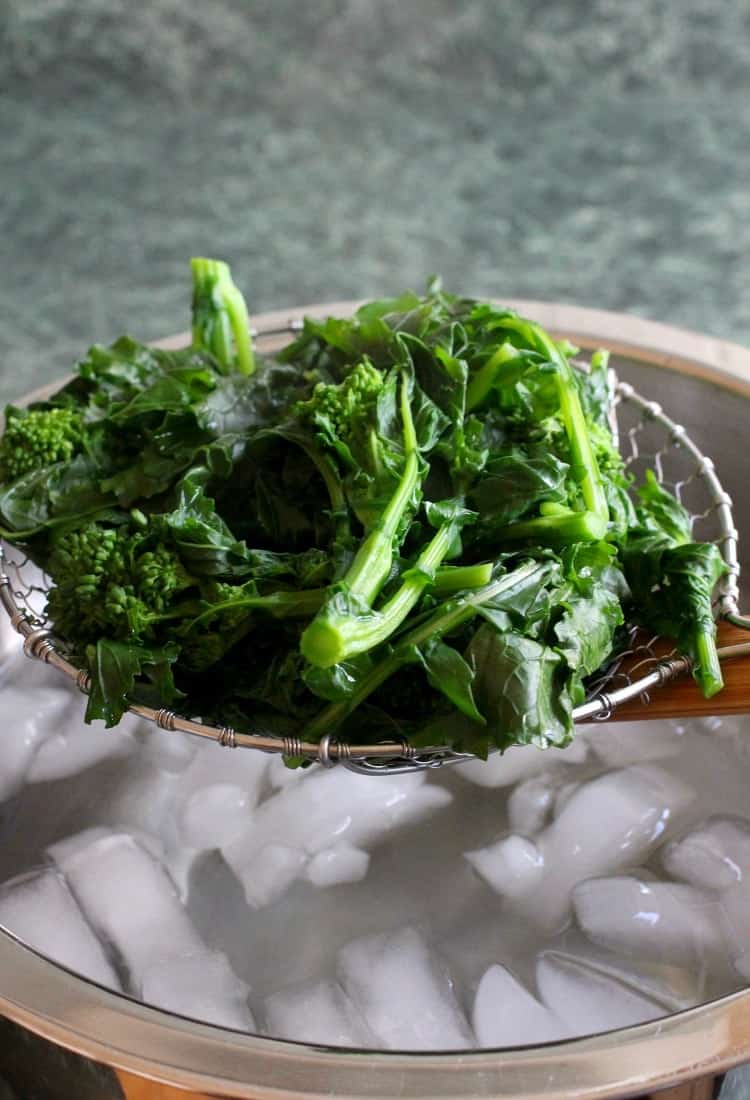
[497,317,609,522]
[191,258,255,376]
[479,314,607,536]
[495,508,607,546]
[189,588,327,628]
[188,563,491,635]
[304,560,543,739]
[303,518,461,667]
[432,561,493,595]
[695,628,724,699]
[300,375,420,667]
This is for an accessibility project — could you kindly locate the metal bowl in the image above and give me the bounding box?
[1,301,749,1100]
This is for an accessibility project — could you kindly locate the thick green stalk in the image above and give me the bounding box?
[694,628,724,698]
[301,374,420,667]
[433,562,493,594]
[304,560,542,739]
[191,258,255,376]
[304,520,459,667]
[495,508,607,546]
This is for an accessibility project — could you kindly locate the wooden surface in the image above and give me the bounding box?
[115,1066,720,1099]
[605,621,750,723]
[644,1079,716,1100]
[117,1068,219,1099]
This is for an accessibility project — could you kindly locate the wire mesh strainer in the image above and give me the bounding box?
[1,315,748,775]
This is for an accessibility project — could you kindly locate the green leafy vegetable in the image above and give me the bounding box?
[622,472,726,697]
[0,262,729,755]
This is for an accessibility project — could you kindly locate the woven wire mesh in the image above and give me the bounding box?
[0,321,742,773]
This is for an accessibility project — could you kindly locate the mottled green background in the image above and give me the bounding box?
[2,0,749,405]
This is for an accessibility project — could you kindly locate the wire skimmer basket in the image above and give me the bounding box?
[0,313,746,775]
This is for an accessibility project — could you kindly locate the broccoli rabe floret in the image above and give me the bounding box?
[295,360,386,474]
[0,407,84,481]
[46,522,195,645]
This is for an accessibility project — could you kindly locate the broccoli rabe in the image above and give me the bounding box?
[297,361,385,467]
[191,257,255,376]
[622,472,726,697]
[299,367,422,667]
[0,265,733,754]
[0,407,84,481]
[464,310,610,544]
[45,521,196,645]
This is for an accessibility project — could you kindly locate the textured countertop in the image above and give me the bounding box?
[2,0,750,407]
[1,5,750,1099]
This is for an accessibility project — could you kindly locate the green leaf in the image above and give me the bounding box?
[470,449,570,527]
[85,639,179,728]
[636,469,692,544]
[416,637,485,723]
[554,585,624,676]
[0,454,114,536]
[467,626,572,750]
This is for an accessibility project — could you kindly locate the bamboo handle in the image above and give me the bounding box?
[607,622,750,722]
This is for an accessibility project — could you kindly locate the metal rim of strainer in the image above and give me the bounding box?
[0,306,747,773]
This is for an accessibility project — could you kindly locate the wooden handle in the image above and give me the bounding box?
[607,622,750,722]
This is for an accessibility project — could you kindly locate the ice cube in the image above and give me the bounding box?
[457,739,588,789]
[306,845,370,888]
[662,817,750,892]
[0,868,119,989]
[243,844,307,910]
[465,835,544,899]
[158,741,271,890]
[102,761,184,842]
[264,978,373,1047]
[548,942,698,1010]
[173,739,270,810]
[141,951,255,1031]
[0,652,78,802]
[552,780,580,818]
[52,831,207,991]
[472,964,570,1047]
[129,721,199,774]
[536,952,668,1034]
[337,926,474,1050]
[584,720,684,767]
[27,719,135,784]
[48,825,166,868]
[518,765,694,931]
[573,876,728,968]
[266,754,307,790]
[47,826,113,865]
[222,768,451,909]
[507,777,556,836]
[178,783,252,851]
